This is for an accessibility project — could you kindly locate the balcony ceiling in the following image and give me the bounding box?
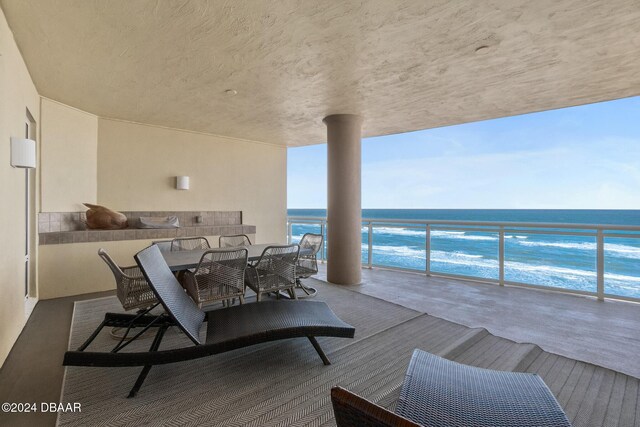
[2,0,640,146]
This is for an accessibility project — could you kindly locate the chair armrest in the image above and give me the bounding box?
[331,387,421,427]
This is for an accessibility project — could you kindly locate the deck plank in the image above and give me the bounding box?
[586,370,617,427]
[562,364,598,425]
[557,361,586,404]
[619,376,638,427]
[547,357,577,396]
[603,373,629,427]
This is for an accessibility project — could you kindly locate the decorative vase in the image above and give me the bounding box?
[83,203,128,230]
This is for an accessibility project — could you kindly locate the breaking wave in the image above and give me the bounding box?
[520,240,640,259]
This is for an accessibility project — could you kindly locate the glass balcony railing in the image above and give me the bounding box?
[287,216,640,302]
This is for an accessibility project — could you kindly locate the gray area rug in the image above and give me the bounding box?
[59,280,640,426]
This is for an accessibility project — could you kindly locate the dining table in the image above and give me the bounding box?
[162,243,310,272]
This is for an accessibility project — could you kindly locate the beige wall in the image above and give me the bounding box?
[1,8,288,367]
[38,241,146,300]
[40,98,98,212]
[37,119,287,299]
[0,7,40,367]
[97,118,287,244]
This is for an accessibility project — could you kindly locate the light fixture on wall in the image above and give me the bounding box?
[176,176,190,190]
[10,137,36,168]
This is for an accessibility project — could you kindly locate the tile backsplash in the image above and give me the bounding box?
[38,210,242,232]
[38,210,254,245]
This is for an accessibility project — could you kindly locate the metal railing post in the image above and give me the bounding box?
[426,225,431,277]
[367,221,373,268]
[499,226,505,286]
[597,229,604,301]
[320,221,326,262]
[287,221,292,244]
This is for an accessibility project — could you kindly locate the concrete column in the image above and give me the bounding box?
[323,114,363,285]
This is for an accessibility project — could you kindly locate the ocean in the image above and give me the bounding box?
[287,209,640,299]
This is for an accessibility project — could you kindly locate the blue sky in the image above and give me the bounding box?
[288,97,640,209]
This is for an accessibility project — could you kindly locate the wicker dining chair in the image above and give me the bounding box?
[170,237,210,251]
[98,248,158,311]
[294,233,323,297]
[219,234,252,248]
[182,248,249,307]
[245,244,300,301]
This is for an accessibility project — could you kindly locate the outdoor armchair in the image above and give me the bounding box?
[170,237,210,251]
[245,244,299,301]
[219,234,252,247]
[294,233,323,297]
[98,248,157,311]
[182,248,248,307]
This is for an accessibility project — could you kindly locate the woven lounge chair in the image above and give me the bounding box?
[331,349,572,427]
[64,245,355,398]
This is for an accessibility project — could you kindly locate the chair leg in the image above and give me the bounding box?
[127,325,169,398]
[295,278,318,298]
[239,295,244,305]
[307,336,331,365]
[289,288,297,299]
[256,292,261,302]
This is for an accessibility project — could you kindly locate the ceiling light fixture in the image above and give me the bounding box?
[225,89,238,96]
[475,45,490,54]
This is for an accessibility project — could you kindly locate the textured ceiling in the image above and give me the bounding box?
[2,0,640,146]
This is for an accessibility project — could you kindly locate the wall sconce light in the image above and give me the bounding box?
[176,176,190,190]
[10,137,36,168]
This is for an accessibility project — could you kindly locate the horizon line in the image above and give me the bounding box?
[287,207,640,211]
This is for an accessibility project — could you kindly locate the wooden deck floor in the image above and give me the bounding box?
[316,264,640,379]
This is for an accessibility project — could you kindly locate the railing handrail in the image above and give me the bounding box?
[286,215,640,303]
[287,216,640,232]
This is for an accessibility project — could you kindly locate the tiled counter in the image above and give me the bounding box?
[38,210,255,245]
